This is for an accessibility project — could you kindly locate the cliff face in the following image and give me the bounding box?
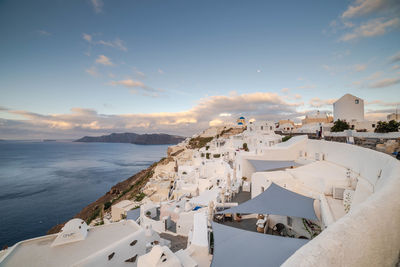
[75,133,185,145]
[49,127,240,234]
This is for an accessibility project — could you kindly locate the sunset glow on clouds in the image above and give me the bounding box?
[0,0,399,139]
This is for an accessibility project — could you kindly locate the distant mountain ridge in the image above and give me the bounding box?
[74,133,185,145]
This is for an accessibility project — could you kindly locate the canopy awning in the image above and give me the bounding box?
[248,159,299,172]
[219,183,318,221]
[211,221,308,267]
[127,208,140,221]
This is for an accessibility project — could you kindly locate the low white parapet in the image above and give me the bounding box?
[325,131,400,139]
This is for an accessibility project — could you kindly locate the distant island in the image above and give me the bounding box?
[74,132,185,145]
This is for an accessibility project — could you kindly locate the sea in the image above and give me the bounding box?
[0,140,168,247]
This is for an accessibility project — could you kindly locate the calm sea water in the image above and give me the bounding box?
[0,141,168,247]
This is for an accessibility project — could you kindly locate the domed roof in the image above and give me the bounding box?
[239,116,245,120]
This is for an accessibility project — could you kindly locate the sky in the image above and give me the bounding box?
[0,0,399,139]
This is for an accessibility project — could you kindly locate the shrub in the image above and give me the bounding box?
[201,153,205,157]
[375,120,400,133]
[188,136,213,149]
[104,201,112,210]
[282,135,292,142]
[331,119,350,132]
[206,153,210,159]
[87,207,101,225]
[213,154,221,158]
[134,192,146,202]
[242,143,249,152]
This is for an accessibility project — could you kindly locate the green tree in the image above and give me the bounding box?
[331,120,350,132]
[375,120,400,133]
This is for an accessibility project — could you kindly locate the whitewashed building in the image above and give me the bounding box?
[333,94,364,122]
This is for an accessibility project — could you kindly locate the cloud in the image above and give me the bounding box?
[350,71,400,89]
[158,69,164,74]
[136,71,145,77]
[342,0,393,19]
[82,33,92,43]
[82,33,127,52]
[281,88,290,93]
[108,79,161,96]
[36,30,51,36]
[0,92,306,139]
[85,66,99,77]
[309,97,337,108]
[368,77,400,88]
[340,17,399,41]
[91,0,103,13]
[95,55,113,66]
[365,100,400,106]
[98,38,127,51]
[298,84,316,89]
[390,51,400,63]
[392,65,400,70]
[109,79,146,88]
[353,64,367,72]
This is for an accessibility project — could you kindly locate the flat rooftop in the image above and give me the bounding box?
[0,220,142,267]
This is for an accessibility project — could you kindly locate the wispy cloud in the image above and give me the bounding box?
[85,66,99,77]
[95,55,113,66]
[297,84,316,89]
[36,30,51,36]
[108,79,162,97]
[353,64,367,72]
[341,0,395,19]
[309,97,337,108]
[350,71,398,88]
[90,0,103,13]
[98,38,127,51]
[339,17,399,41]
[82,33,127,52]
[365,100,400,106]
[82,33,92,42]
[368,77,400,88]
[389,51,400,63]
[392,65,400,70]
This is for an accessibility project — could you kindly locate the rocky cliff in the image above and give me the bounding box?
[75,133,185,145]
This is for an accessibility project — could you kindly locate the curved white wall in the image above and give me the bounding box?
[282,140,400,266]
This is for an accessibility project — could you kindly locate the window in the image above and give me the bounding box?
[261,186,265,192]
[355,99,359,104]
[261,126,263,130]
[372,124,375,128]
